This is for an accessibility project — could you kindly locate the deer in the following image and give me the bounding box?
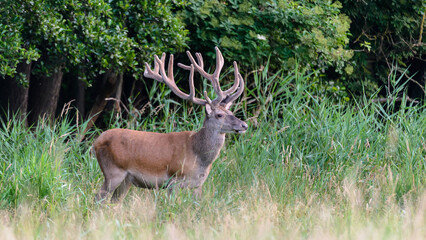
[93,47,248,202]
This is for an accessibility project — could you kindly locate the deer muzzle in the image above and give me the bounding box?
[234,121,248,134]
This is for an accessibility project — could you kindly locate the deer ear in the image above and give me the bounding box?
[205,103,213,115]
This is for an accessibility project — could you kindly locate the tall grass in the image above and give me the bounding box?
[0,67,425,239]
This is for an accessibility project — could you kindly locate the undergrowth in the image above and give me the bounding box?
[0,67,425,239]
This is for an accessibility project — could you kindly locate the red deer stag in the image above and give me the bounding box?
[93,47,247,202]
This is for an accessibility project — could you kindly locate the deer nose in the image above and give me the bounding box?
[241,122,248,130]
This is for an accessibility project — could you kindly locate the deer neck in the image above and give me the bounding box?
[191,122,226,167]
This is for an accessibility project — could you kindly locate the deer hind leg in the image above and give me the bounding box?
[95,167,127,203]
[111,175,132,202]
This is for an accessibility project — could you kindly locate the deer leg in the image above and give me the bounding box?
[111,176,132,202]
[95,167,127,203]
[166,179,178,196]
[193,186,203,199]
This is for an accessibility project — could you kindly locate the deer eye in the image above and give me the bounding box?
[216,114,224,118]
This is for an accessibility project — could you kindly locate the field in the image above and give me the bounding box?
[1,70,425,239]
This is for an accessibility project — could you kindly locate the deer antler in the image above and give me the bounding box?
[144,53,207,105]
[144,47,245,107]
[177,47,244,107]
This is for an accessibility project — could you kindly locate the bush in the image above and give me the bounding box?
[179,0,353,73]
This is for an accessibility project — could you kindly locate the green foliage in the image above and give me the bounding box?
[244,66,426,198]
[0,116,71,208]
[340,0,426,93]
[0,111,101,209]
[0,0,188,85]
[62,0,137,78]
[109,0,189,79]
[0,2,40,83]
[343,0,425,60]
[0,0,422,103]
[179,0,352,73]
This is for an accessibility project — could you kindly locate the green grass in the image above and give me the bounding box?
[0,68,425,239]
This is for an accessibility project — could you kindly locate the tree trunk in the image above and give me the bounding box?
[407,57,425,100]
[114,72,124,113]
[3,62,32,124]
[80,70,118,141]
[76,78,86,117]
[28,66,64,125]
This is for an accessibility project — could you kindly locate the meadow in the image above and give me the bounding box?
[1,68,425,239]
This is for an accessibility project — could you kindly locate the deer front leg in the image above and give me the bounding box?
[166,177,201,198]
[193,185,203,199]
[182,175,206,199]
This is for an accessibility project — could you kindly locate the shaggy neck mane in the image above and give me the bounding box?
[191,120,226,167]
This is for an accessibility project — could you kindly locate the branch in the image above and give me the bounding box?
[105,97,130,114]
[419,11,425,45]
[371,97,420,104]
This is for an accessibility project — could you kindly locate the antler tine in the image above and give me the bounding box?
[177,63,191,70]
[177,51,204,70]
[213,46,224,79]
[158,53,166,75]
[203,91,212,105]
[222,73,244,105]
[185,51,211,79]
[156,54,171,84]
[196,52,204,69]
[223,61,241,96]
[143,53,166,82]
[167,53,174,80]
[187,64,197,101]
